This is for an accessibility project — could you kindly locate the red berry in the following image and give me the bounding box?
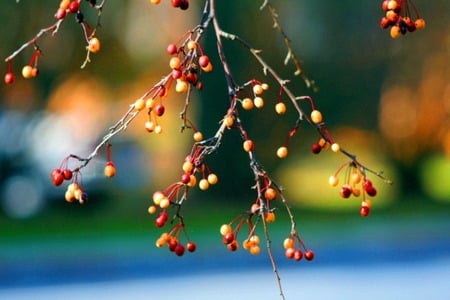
[172,69,182,79]
[68,1,80,13]
[4,72,15,84]
[304,250,314,261]
[198,55,210,68]
[380,17,391,29]
[293,249,303,261]
[339,185,352,199]
[155,217,166,228]
[62,169,73,180]
[55,8,67,19]
[186,241,196,252]
[159,211,169,222]
[51,169,64,186]
[174,244,185,256]
[311,143,322,154]
[365,186,377,197]
[363,179,373,190]
[222,232,235,244]
[154,104,165,117]
[360,206,370,217]
[181,173,191,184]
[285,247,295,259]
[168,239,178,251]
[167,44,177,55]
[171,0,181,7]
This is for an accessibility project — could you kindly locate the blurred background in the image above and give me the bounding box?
[0,0,449,299]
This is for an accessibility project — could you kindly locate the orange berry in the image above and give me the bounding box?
[276,146,288,158]
[182,161,194,173]
[150,0,161,4]
[193,131,203,142]
[148,205,157,214]
[88,37,101,53]
[186,40,197,50]
[254,97,264,108]
[104,162,116,178]
[328,175,339,187]
[249,245,261,255]
[253,84,264,95]
[243,139,254,152]
[390,25,401,38]
[199,178,210,190]
[415,18,426,30]
[224,115,234,127]
[241,98,254,110]
[201,62,213,73]
[264,187,277,200]
[169,57,182,69]
[207,173,218,185]
[159,197,170,209]
[265,212,276,223]
[283,237,295,249]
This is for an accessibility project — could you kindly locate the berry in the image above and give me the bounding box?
[380,17,391,29]
[4,72,15,84]
[166,44,177,55]
[276,146,288,158]
[169,57,182,69]
[365,185,377,197]
[311,143,322,154]
[201,62,213,73]
[264,187,277,201]
[207,173,218,185]
[241,98,254,110]
[193,131,203,142]
[223,232,235,244]
[172,69,182,79]
[198,178,210,190]
[22,65,33,79]
[283,237,295,249]
[187,40,197,50]
[285,247,295,259]
[243,140,254,152]
[154,104,165,116]
[227,240,239,251]
[55,8,67,19]
[265,212,276,223]
[331,143,340,152]
[220,224,232,236]
[253,84,264,95]
[328,175,339,187]
[293,249,303,261]
[415,18,426,30]
[339,185,352,199]
[249,245,261,255]
[51,169,64,186]
[134,98,145,111]
[171,0,181,7]
[275,102,286,114]
[175,79,188,93]
[186,241,196,252]
[310,110,323,124]
[360,206,370,217]
[150,0,161,4]
[159,197,170,209]
[88,37,101,53]
[253,97,264,108]
[68,1,80,13]
[62,169,73,180]
[104,162,116,178]
[179,0,189,10]
[304,250,315,261]
[198,55,210,68]
[390,25,401,38]
[174,244,185,256]
[181,173,191,184]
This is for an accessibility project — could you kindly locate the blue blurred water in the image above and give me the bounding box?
[1,213,449,299]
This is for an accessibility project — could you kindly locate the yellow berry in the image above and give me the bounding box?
[207,173,218,185]
[148,205,157,214]
[220,224,232,236]
[199,178,210,190]
[243,140,254,152]
[154,125,163,134]
[134,98,146,111]
[390,25,401,39]
[275,102,287,114]
[328,175,339,187]
[175,79,188,93]
[60,0,70,10]
[182,161,194,173]
[187,40,197,50]
[152,191,165,205]
[261,83,269,91]
[169,57,182,69]
[254,97,264,108]
[224,115,234,127]
[331,143,340,152]
[310,110,323,124]
[150,0,161,4]
[88,37,101,53]
[22,65,33,79]
[159,197,170,209]
[253,84,264,95]
[145,120,156,132]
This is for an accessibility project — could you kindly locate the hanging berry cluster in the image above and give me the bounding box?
[380,0,426,38]
[5,1,400,299]
[3,0,106,85]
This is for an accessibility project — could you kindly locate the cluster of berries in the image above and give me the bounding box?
[155,224,197,257]
[380,0,426,38]
[150,0,190,10]
[328,163,377,217]
[4,0,101,85]
[283,234,314,262]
